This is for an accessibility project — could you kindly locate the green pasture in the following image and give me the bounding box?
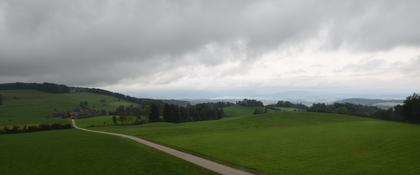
[80,111,420,175]
[0,129,214,175]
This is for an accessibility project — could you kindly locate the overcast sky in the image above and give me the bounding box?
[1,0,419,100]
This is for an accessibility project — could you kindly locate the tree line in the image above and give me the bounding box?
[274,100,308,110]
[72,87,165,106]
[308,103,380,117]
[0,82,70,93]
[110,105,148,125]
[236,99,264,107]
[163,103,224,122]
[111,103,224,124]
[214,102,235,108]
[308,93,420,123]
[72,86,189,106]
[0,123,72,135]
[0,82,189,107]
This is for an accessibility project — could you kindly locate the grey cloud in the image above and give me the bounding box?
[400,55,420,77]
[341,58,386,73]
[0,0,419,86]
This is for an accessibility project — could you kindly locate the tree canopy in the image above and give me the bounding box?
[236,99,264,107]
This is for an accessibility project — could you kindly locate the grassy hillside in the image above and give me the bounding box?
[77,115,115,128]
[0,129,215,175]
[223,105,262,117]
[79,111,420,175]
[0,90,134,123]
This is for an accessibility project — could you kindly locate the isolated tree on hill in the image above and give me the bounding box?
[149,104,160,122]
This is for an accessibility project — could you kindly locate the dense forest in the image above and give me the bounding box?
[111,103,224,124]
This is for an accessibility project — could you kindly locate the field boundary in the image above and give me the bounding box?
[72,119,255,175]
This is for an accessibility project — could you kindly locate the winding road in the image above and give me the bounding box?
[71,119,255,175]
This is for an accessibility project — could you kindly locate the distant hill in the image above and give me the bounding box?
[0,82,190,121]
[0,82,189,106]
[336,98,403,109]
[0,89,135,122]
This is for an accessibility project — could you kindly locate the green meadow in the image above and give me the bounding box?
[78,107,420,175]
[223,105,263,117]
[0,129,215,175]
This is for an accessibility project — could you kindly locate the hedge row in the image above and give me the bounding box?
[0,123,72,134]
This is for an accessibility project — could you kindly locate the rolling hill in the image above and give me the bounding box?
[78,109,420,175]
[0,82,188,124]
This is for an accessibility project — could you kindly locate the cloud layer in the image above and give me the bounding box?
[1,0,420,99]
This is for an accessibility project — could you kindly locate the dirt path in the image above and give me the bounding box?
[71,119,255,175]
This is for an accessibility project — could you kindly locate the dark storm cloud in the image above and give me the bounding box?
[0,0,419,86]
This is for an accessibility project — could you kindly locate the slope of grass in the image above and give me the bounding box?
[0,90,134,122]
[76,115,150,128]
[82,112,420,175]
[223,105,262,117]
[0,129,215,175]
[272,106,300,112]
[77,115,114,128]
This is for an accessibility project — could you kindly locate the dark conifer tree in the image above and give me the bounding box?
[149,104,160,122]
[402,93,420,122]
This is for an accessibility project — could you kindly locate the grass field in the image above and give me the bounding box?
[223,105,263,117]
[76,115,115,128]
[0,129,215,175]
[272,106,301,112]
[0,90,134,123]
[79,111,420,175]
